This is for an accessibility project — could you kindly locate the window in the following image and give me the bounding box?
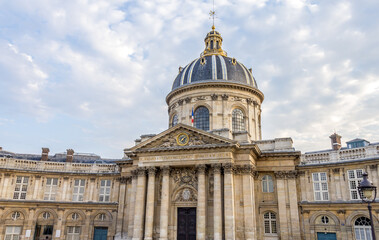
[312,172,329,201]
[232,108,245,132]
[11,212,21,220]
[13,176,29,200]
[264,212,277,234]
[72,179,85,202]
[321,216,329,224]
[194,106,209,131]
[43,225,53,235]
[71,213,80,220]
[44,178,58,200]
[99,180,111,202]
[5,226,22,240]
[67,226,81,240]
[354,217,372,240]
[171,114,178,127]
[262,175,274,193]
[348,169,363,200]
[98,213,106,221]
[42,212,51,220]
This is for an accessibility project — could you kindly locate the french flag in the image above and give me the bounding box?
[191,108,194,126]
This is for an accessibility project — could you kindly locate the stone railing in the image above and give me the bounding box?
[301,144,379,165]
[0,158,119,173]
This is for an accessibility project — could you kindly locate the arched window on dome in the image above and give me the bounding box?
[262,175,274,193]
[232,108,245,132]
[171,114,178,127]
[194,106,209,131]
[354,217,372,240]
[263,212,277,234]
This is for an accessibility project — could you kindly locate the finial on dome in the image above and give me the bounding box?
[201,25,227,57]
[212,25,215,30]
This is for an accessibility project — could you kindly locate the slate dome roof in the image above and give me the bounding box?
[171,26,258,91]
[172,55,258,90]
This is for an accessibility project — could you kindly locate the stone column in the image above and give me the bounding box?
[116,177,127,238]
[197,165,207,240]
[223,163,235,240]
[287,172,301,240]
[144,167,157,240]
[133,168,147,240]
[32,175,41,200]
[275,172,289,240]
[212,164,223,240]
[159,166,170,240]
[128,171,138,239]
[241,165,256,240]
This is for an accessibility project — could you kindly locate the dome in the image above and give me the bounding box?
[171,26,258,91]
[172,55,258,90]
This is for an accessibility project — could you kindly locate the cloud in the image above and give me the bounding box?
[0,0,378,157]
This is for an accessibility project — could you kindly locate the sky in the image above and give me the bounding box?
[0,0,378,159]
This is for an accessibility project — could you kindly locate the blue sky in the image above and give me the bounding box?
[1,0,378,158]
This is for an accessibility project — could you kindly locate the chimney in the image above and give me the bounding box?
[41,148,50,161]
[66,149,74,162]
[329,133,342,150]
[0,147,2,151]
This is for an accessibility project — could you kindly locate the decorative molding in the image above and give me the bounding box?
[223,163,235,174]
[161,166,171,176]
[178,99,184,106]
[172,168,197,189]
[211,94,218,100]
[337,210,346,214]
[174,188,197,202]
[196,165,207,174]
[119,177,128,184]
[211,164,222,174]
[234,165,254,175]
[332,168,340,173]
[184,97,191,103]
[147,167,157,176]
[274,171,297,179]
[196,96,206,101]
[246,98,253,104]
[221,94,229,100]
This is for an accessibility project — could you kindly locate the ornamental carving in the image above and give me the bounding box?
[174,188,197,202]
[137,167,146,176]
[196,165,207,174]
[211,94,218,100]
[234,165,254,175]
[147,167,157,176]
[119,177,129,184]
[212,164,222,174]
[274,171,297,179]
[196,96,206,101]
[246,98,253,104]
[188,136,205,146]
[158,134,206,148]
[221,94,229,100]
[131,170,138,178]
[161,166,171,176]
[172,168,197,189]
[178,99,184,106]
[223,163,235,174]
[234,96,241,101]
[184,97,192,103]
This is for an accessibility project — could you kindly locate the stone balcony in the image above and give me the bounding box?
[301,143,379,165]
[0,157,119,174]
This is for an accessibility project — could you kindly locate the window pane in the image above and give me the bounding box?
[194,107,209,131]
[232,108,245,132]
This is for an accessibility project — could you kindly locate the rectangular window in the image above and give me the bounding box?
[5,226,22,240]
[13,176,29,200]
[44,178,58,200]
[72,179,85,202]
[312,172,329,201]
[99,179,111,202]
[67,226,81,240]
[348,169,363,200]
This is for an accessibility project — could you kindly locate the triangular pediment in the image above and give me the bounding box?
[126,124,237,152]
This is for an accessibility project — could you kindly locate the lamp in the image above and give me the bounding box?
[358,172,377,240]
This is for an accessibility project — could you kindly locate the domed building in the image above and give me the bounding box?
[166,26,263,142]
[0,26,378,240]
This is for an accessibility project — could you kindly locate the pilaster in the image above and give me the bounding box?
[212,164,223,240]
[159,166,170,240]
[144,167,157,240]
[223,163,235,239]
[196,164,207,240]
[132,168,147,240]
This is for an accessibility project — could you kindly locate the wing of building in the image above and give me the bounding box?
[0,26,378,240]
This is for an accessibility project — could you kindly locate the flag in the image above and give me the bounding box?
[191,108,194,126]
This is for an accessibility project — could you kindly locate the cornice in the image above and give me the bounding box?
[166,82,264,104]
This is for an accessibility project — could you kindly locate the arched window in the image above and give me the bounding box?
[171,114,178,127]
[354,217,372,240]
[232,108,245,132]
[262,175,274,193]
[264,212,277,234]
[194,107,209,131]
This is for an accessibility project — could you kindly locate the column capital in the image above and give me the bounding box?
[234,164,254,175]
[161,166,171,176]
[137,167,146,176]
[147,167,157,176]
[211,164,222,174]
[118,177,129,184]
[131,170,138,179]
[223,163,235,174]
[274,170,297,179]
[196,164,207,174]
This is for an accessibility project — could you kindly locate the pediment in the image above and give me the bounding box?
[127,124,236,152]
